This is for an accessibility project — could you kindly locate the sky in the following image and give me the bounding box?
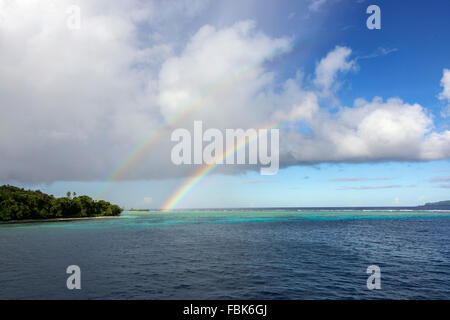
[0,0,449,209]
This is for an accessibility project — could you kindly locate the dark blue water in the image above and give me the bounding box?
[1,210,450,299]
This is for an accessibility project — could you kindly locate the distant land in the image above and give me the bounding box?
[417,200,450,210]
[130,201,450,212]
[0,185,123,222]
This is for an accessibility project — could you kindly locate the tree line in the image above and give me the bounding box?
[0,185,122,221]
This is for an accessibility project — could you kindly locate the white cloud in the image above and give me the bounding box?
[337,185,403,190]
[309,0,328,12]
[158,20,291,128]
[0,0,211,182]
[0,2,450,184]
[281,97,450,163]
[430,176,450,182]
[359,47,398,60]
[330,177,391,182]
[440,69,450,101]
[313,46,355,96]
[439,68,450,117]
[271,91,319,123]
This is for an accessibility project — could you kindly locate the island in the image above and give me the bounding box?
[0,185,122,222]
[416,200,450,210]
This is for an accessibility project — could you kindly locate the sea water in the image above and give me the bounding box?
[1,209,450,299]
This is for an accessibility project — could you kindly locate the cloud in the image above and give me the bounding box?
[0,0,159,182]
[158,20,291,127]
[439,69,450,117]
[330,177,391,182]
[313,46,355,95]
[0,0,212,183]
[281,97,450,164]
[439,69,450,101]
[359,47,398,60]
[437,184,450,189]
[337,185,411,190]
[309,0,328,12]
[1,2,450,184]
[205,179,271,185]
[430,176,450,182]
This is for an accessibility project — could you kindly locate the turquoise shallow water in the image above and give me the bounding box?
[122,209,450,223]
[1,209,450,299]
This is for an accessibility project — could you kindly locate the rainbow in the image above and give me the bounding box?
[94,31,336,201]
[161,123,279,211]
[93,43,298,200]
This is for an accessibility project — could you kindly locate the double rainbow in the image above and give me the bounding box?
[161,122,279,211]
[94,32,334,207]
[94,43,295,200]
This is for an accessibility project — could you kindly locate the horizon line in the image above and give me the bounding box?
[127,204,450,211]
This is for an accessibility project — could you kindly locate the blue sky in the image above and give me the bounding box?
[1,0,449,208]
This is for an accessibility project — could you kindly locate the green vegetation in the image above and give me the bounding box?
[0,185,122,221]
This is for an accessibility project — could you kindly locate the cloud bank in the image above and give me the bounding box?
[0,1,449,183]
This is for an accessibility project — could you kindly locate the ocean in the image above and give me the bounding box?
[1,209,450,299]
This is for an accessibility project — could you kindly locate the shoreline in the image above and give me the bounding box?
[0,216,119,224]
